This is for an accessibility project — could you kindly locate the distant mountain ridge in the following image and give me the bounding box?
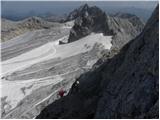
[1,17,61,42]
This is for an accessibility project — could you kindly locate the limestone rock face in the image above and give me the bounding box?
[36,5,159,119]
[95,5,159,118]
[67,4,144,49]
[68,4,107,43]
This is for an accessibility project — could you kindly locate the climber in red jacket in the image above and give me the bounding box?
[58,89,66,98]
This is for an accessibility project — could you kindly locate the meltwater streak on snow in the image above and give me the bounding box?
[1,33,112,76]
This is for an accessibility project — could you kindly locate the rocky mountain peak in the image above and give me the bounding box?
[67,4,107,43]
[66,4,105,21]
[67,4,144,49]
[79,4,89,11]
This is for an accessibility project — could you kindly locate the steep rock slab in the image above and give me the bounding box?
[95,5,159,118]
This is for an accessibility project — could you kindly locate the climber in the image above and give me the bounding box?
[72,80,80,93]
[58,88,66,98]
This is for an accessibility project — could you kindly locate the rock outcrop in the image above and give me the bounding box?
[113,12,145,34]
[65,4,90,21]
[68,4,144,49]
[68,4,107,43]
[36,5,159,119]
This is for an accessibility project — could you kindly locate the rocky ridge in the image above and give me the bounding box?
[1,17,61,42]
[68,4,145,49]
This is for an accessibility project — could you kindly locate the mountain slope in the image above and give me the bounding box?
[36,5,159,119]
[67,4,144,48]
[1,17,61,42]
